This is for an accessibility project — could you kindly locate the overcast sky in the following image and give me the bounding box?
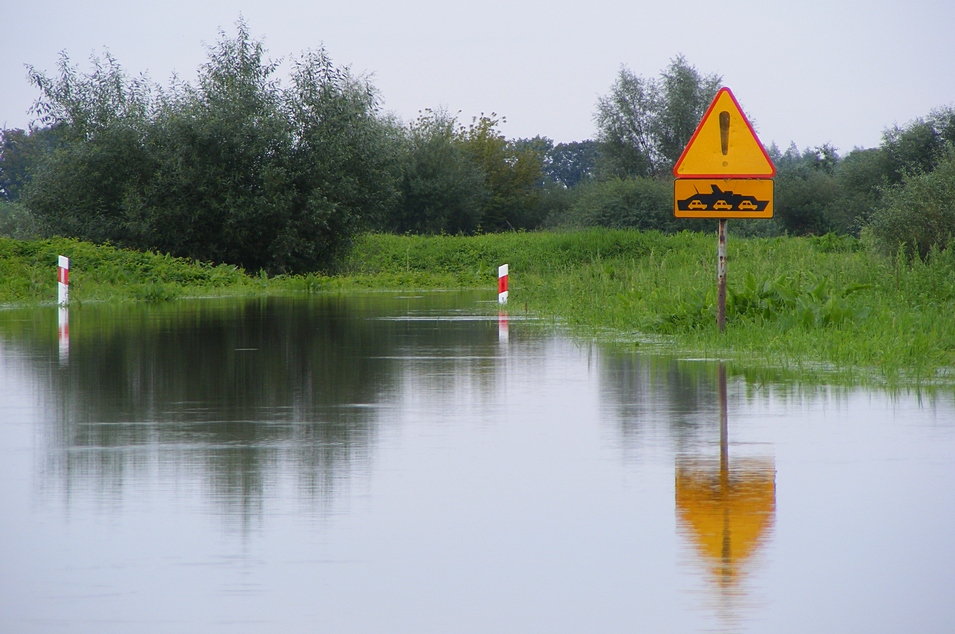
[2,0,954,154]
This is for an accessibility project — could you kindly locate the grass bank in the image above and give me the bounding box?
[0,237,262,303]
[2,231,953,385]
[344,231,955,384]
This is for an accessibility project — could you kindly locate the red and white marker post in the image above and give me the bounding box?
[57,256,70,306]
[498,264,508,305]
[57,256,70,365]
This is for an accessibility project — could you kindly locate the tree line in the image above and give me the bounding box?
[2,22,954,272]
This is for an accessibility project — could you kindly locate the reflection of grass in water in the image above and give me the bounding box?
[3,230,955,385]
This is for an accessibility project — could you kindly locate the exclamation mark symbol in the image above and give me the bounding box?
[719,111,730,166]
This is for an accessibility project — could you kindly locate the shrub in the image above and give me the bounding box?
[865,146,955,258]
[564,177,693,232]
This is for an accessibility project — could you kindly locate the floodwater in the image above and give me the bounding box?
[0,292,953,633]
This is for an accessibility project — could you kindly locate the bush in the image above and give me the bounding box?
[563,177,692,232]
[865,146,955,258]
[386,110,486,235]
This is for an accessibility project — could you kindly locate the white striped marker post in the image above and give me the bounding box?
[498,264,509,305]
[57,255,70,306]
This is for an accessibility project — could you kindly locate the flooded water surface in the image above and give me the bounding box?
[0,293,953,633]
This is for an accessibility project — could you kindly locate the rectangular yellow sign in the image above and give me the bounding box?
[674,179,774,219]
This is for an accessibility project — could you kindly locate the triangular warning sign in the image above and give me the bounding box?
[673,87,776,178]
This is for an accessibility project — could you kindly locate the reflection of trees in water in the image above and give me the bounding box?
[598,352,721,453]
[2,293,508,523]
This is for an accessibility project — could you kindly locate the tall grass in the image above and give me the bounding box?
[345,230,955,384]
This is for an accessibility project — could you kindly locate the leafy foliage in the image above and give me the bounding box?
[387,109,486,235]
[542,140,598,188]
[21,21,397,274]
[866,146,955,258]
[772,143,840,235]
[459,114,545,231]
[563,177,687,232]
[0,201,40,239]
[770,106,955,237]
[594,56,721,178]
[0,126,63,201]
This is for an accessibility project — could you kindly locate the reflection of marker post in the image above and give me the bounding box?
[498,264,509,305]
[498,310,509,343]
[58,306,69,366]
[717,222,727,332]
[57,256,70,306]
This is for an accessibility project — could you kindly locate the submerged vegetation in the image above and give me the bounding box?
[2,230,954,386]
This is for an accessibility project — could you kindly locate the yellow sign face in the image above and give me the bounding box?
[674,179,773,218]
[673,87,776,178]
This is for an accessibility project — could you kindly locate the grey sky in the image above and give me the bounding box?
[2,0,954,154]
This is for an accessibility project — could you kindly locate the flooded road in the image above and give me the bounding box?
[0,293,953,633]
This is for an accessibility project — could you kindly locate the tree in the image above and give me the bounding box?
[0,126,62,201]
[830,147,886,232]
[594,56,720,178]
[23,21,397,273]
[773,144,840,235]
[594,67,659,178]
[459,114,544,231]
[388,109,486,234]
[655,55,723,168]
[544,140,598,188]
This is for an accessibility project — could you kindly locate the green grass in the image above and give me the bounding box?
[342,230,955,385]
[2,230,954,386]
[0,237,259,303]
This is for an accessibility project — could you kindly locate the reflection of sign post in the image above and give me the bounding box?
[673,87,776,331]
[675,364,775,599]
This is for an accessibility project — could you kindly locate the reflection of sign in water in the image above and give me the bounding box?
[675,456,776,587]
[675,362,776,601]
[674,180,774,219]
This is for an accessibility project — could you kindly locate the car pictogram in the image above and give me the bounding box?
[676,184,769,212]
